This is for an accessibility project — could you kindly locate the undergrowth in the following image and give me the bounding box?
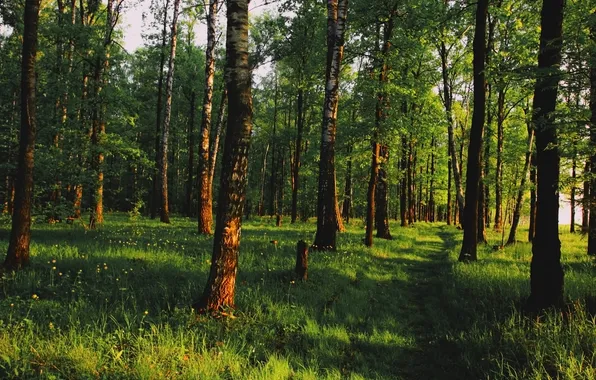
[0,214,593,379]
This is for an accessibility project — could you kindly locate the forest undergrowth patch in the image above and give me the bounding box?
[0,214,593,379]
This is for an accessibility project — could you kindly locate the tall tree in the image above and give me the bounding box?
[527,0,565,310]
[151,0,170,220]
[458,0,487,262]
[198,0,218,234]
[158,0,181,224]
[3,0,41,270]
[195,0,252,312]
[312,0,349,251]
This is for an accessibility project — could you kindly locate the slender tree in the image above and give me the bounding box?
[458,0,487,262]
[198,0,218,234]
[3,0,41,270]
[195,0,252,312]
[527,0,565,310]
[151,0,170,220]
[158,0,181,224]
[313,0,349,251]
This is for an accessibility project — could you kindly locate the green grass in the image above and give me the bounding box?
[0,214,594,379]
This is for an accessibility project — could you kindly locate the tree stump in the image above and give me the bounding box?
[295,240,308,281]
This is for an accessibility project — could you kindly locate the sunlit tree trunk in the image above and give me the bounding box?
[158,0,181,224]
[186,90,196,216]
[570,155,576,233]
[342,146,353,222]
[375,145,392,239]
[528,0,565,310]
[3,0,41,270]
[195,0,252,312]
[208,87,228,188]
[400,135,408,227]
[459,0,487,262]
[198,0,218,234]
[313,0,348,251]
[291,89,305,223]
[582,161,589,234]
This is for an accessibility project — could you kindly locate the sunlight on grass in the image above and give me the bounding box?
[0,214,593,378]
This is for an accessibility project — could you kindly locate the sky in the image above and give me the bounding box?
[121,0,279,53]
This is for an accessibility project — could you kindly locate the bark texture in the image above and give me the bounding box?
[196,0,252,313]
[313,0,348,251]
[4,0,41,270]
[459,0,487,262]
[528,0,565,310]
[198,0,218,234]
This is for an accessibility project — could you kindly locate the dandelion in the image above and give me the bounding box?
[58,272,63,276]
[49,322,54,330]
[52,266,56,270]
[10,303,14,307]
[32,294,39,300]
[51,259,56,264]
[144,310,149,315]
[104,266,108,270]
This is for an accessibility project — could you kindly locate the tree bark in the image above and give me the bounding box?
[506,122,534,245]
[258,144,269,216]
[527,0,565,310]
[198,0,218,234]
[459,0,487,262]
[195,0,252,313]
[158,0,181,224]
[313,0,348,251]
[4,0,41,271]
[365,142,380,246]
[151,0,170,220]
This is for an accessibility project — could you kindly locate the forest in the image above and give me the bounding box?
[0,0,595,378]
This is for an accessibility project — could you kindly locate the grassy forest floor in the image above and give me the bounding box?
[0,213,594,379]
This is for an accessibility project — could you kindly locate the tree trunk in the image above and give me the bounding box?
[269,76,279,217]
[400,135,408,227]
[570,155,576,233]
[4,0,41,270]
[529,150,537,241]
[186,90,196,216]
[429,137,436,222]
[459,0,487,262]
[376,145,392,239]
[198,0,218,234]
[208,87,228,188]
[258,144,269,216]
[582,161,589,234]
[158,0,181,224]
[313,0,348,251]
[447,144,452,225]
[527,0,565,310]
[151,0,170,220]
[494,86,505,231]
[295,240,308,281]
[407,139,415,225]
[365,142,380,246]
[195,0,252,313]
[506,122,534,245]
[342,146,353,223]
[89,0,115,229]
[440,41,465,227]
[291,89,305,223]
